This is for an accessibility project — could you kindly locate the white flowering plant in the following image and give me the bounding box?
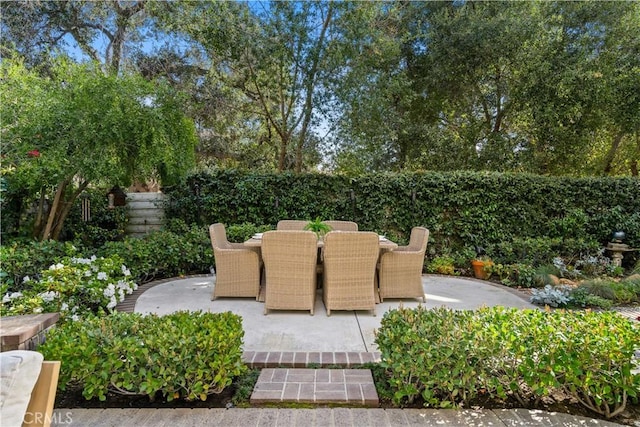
[1,254,137,320]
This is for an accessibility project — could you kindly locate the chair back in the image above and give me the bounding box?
[322,231,379,314]
[262,230,318,271]
[322,220,358,231]
[407,226,429,253]
[261,230,318,314]
[209,223,228,250]
[276,220,309,231]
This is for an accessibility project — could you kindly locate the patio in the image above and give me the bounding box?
[129,274,537,353]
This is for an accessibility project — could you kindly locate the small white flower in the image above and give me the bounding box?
[38,291,58,303]
[49,263,64,270]
[3,292,23,302]
[97,272,108,280]
[107,296,117,309]
[103,284,116,298]
[71,314,80,321]
[33,307,43,313]
[90,255,97,262]
[60,302,69,311]
[121,265,131,276]
[22,276,31,283]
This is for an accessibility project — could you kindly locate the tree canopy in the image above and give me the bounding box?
[1,0,638,176]
[0,57,197,239]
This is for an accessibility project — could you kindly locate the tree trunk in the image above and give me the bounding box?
[32,190,47,239]
[602,131,624,175]
[41,179,69,241]
[295,4,333,173]
[51,180,89,240]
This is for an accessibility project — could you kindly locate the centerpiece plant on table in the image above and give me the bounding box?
[304,217,332,239]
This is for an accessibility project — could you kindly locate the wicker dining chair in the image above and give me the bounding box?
[209,223,261,300]
[322,220,358,231]
[276,220,309,230]
[378,227,429,303]
[322,231,379,316]
[261,230,318,315]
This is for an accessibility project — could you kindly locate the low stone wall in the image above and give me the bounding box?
[0,313,60,352]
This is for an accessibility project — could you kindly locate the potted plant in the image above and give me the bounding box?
[471,256,494,280]
[304,217,332,239]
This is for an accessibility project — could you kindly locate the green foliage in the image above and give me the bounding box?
[231,369,261,407]
[529,285,572,308]
[225,223,273,243]
[426,256,457,276]
[0,240,74,289]
[165,171,640,265]
[376,306,640,417]
[1,252,137,319]
[61,189,128,247]
[1,56,197,240]
[39,311,247,402]
[492,263,538,288]
[98,225,211,282]
[303,217,332,238]
[569,288,614,310]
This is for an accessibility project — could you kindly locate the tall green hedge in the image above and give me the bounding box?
[163,170,640,257]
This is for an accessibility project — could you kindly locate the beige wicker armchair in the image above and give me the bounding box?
[276,220,309,230]
[209,223,261,300]
[261,231,318,315]
[322,231,379,316]
[322,220,358,231]
[378,227,429,303]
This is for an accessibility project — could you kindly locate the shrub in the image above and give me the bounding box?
[226,222,273,243]
[165,171,640,258]
[426,256,457,275]
[0,239,75,290]
[375,306,640,418]
[39,311,247,402]
[569,288,614,310]
[504,263,538,288]
[98,225,211,282]
[529,285,572,307]
[1,253,137,319]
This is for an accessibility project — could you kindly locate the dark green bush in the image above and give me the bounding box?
[0,239,76,290]
[376,306,639,418]
[164,171,639,264]
[226,222,273,243]
[62,188,128,247]
[39,311,247,402]
[98,225,211,282]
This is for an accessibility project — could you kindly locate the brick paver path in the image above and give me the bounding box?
[250,368,378,406]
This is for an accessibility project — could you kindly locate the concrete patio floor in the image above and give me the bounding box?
[133,274,538,353]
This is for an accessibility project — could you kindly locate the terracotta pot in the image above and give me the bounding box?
[471,260,489,279]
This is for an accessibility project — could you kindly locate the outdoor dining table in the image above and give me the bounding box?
[244,233,398,250]
[244,232,397,304]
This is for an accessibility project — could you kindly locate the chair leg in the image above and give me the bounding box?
[264,306,268,315]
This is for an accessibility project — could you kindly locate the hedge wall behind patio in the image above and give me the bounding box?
[163,170,640,259]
